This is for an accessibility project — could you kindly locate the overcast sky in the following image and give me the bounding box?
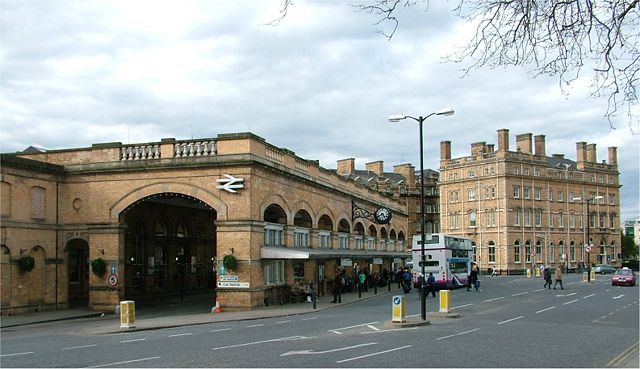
[1,0,638,221]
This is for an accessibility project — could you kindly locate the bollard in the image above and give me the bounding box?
[392,295,406,323]
[358,284,362,298]
[439,290,450,313]
[535,268,541,277]
[526,269,532,278]
[338,289,341,303]
[312,292,316,309]
[388,280,391,291]
[120,300,136,330]
[590,271,596,282]
[582,272,588,282]
[374,283,377,295]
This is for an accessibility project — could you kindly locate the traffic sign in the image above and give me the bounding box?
[108,274,119,287]
[531,252,536,256]
[585,246,592,253]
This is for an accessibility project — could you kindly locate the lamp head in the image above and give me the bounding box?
[435,107,455,116]
[388,114,406,122]
[593,195,604,200]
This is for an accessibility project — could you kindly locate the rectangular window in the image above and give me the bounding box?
[367,237,376,250]
[523,168,530,175]
[524,187,530,199]
[569,214,575,228]
[514,245,520,263]
[558,213,564,228]
[589,213,596,228]
[609,214,615,228]
[524,210,531,226]
[469,210,476,227]
[536,245,542,262]
[514,209,521,226]
[558,191,564,202]
[389,240,395,252]
[319,231,331,248]
[569,192,575,203]
[534,187,541,200]
[549,212,554,227]
[294,228,310,247]
[354,236,364,250]
[264,224,284,246]
[339,233,349,249]
[380,239,386,251]
[548,189,553,201]
[609,194,615,205]
[534,168,540,176]
[535,210,542,226]
[263,260,285,286]
[513,186,521,198]
[599,214,605,228]
[468,188,476,201]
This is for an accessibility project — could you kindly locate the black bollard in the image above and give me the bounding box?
[388,279,391,291]
[374,283,377,294]
[338,290,341,303]
[312,292,316,309]
[358,284,362,298]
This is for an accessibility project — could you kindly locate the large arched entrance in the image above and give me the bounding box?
[120,192,217,299]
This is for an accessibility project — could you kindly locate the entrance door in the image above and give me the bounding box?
[67,239,89,306]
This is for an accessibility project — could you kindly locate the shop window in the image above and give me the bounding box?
[264,260,284,285]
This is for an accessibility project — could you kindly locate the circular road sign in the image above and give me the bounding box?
[108,274,119,287]
[585,246,592,253]
[393,296,401,305]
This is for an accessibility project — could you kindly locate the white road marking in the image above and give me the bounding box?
[247,324,265,328]
[450,303,474,310]
[276,320,291,324]
[406,313,421,318]
[483,297,505,302]
[512,292,529,296]
[210,328,232,333]
[613,294,625,299]
[302,317,317,321]
[168,333,192,337]
[608,312,614,315]
[536,306,556,314]
[583,293,596,299]
[563,299,578,305]
[212,336,309,351]
[360,327,420,334]
[533,288,546,292]
[497,316,524,325]
[556,293,577,297]
[336,345,412,363]
[600,315,608,319]
[0,352,34,357]
[366,324,380,331]
[62,344,97,350]
[120,338,146,343]
[436,328,480,340]
[328,321,379,335]
[88,356,161,368]
[281,342,377,356]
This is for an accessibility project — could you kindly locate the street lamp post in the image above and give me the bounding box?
[573,196,603,282]
[389,107,455,321]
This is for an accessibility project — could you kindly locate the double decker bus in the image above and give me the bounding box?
[412,233,474,289]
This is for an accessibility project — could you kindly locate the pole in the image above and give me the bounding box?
[419,116,427,321]
[586,199,591,282]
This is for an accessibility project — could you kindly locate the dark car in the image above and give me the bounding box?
[592,264,616,274]
[611,268,636,286]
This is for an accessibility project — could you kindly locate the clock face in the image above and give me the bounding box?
[374,207,392,224]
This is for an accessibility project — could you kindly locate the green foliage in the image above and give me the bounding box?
[18,256,35,273]
[90,258,107,277]
[222,254,237,272]
[621,232,638,260]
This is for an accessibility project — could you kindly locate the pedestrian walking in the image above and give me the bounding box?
[358,270,366,293]
[402,268,412,294]
[426,272,436,297]
[331,271,341,303]
[553,264,564,290]
[468,263,479,291]
[543,265,552,289]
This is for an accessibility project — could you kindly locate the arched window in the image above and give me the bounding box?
[337,219,350,249]
[176,222,189,238]
[525,240,532,263]
[514,240,521,263]
[488,241,496,263]
[154,221,168,236]
[264,204,287,224]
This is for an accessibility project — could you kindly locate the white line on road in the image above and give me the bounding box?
[483,297,505,302]
[512,292,529,296]
[247,324,265,328]
[210,328,232,333]
[366,325,380,331]
[360,327,420,334]
[276,320,291,324]
[613,294,625,299]
[336,345,412,363]
[212,336,309,351]
[450,303,474,310]
[436,328,480,340]
[87,356,161,368]
[62,344,97,350]
[583,293,596,299]
[533,288,546,292]
[497,316,524,325]
[406,313,421,318]
[0,352,34,357]
[563,299,578,305]
[536,306,556,314]
[302,317,317,321]
[281,342,378,356]
[168,333,192,337]
[600,315,608,319]
[120,338,146,343]
[328,321,379,334]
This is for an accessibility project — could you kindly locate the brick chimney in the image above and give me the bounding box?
[365,161,384,175]
[471,142,486,156]
[440,141,451,161]
[608,147,618,166]
[337,158,355,175]
[394,164,416,188]
[497,129,509,152]
[586,143,597,163]
[516,133,533,154]
[576,142,587,170]
[486,144,495,152]
[534,135,546,157]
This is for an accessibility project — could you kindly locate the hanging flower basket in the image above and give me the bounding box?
[222,254,237,272]
[18,256,35,273]
[90,258,107,277]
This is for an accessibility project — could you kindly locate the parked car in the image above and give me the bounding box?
[592,264,616,274]
[611,268,636,286]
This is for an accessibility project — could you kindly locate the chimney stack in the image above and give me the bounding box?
[516,133,533,154]
[394,164,416,189]
[337,158,355,175]
[586,143,597,163]
[534,135,546,157]
[576,142,587,169]
[365,161,384,175]
[608,146,617,166]
[497,129,510,152]
[440,141,451,161]
[471,142,486,157]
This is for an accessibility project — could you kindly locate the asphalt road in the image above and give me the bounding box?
[1,274,638,368]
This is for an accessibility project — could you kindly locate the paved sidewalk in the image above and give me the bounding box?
[1,285,406,335]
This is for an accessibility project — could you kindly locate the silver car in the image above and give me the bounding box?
[592,264,616,274]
